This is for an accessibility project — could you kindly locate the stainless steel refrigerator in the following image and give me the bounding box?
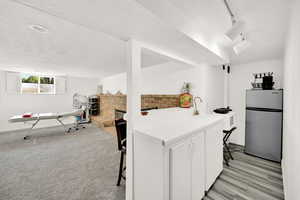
[245,89,283,162]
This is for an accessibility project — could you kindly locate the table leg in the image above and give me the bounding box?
[24,119,40,140]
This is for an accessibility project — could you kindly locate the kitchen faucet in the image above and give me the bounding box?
[193,96,203,115]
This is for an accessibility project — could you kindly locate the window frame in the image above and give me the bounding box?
[20,74,56,95]
[39,76,56,95]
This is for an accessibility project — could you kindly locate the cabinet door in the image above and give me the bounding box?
[205,122,223,191]
[170,140,192,200]
[191,133,205,200]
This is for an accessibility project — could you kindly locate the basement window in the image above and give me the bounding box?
[40,76,55,94]
[21,74,55,94]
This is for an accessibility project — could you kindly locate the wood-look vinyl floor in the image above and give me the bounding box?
[205,145,284,200]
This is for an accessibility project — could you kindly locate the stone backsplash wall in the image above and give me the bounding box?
[91,94,179,127]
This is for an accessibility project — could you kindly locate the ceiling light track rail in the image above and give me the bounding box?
[224,0,236,24]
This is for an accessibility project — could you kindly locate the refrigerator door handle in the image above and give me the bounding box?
[246,107,283,112]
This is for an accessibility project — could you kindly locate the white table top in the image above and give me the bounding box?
[9,109,83,123]
[134,108,225,146]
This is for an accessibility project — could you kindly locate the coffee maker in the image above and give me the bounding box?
[262,72,274,90]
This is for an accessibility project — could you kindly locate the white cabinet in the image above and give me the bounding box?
[204,121,224,191]
[134,119,224,200]
[170,133,205,200]
[191,134,205,200]
[170,140,192,200]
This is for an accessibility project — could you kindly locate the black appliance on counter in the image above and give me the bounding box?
[262,75,274,90]
[213,107,232,114]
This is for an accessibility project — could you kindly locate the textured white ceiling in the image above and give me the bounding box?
[0,0,126,78]
[0,0,290,78]
[135,0,231,60]
[225,0,290,64]
[0,0,226,78]
[139,0,290,65]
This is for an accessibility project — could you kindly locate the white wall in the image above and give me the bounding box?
[282,0,300,199]
[101,73,127,94]
[0,70,99,132]
[101,61,225,113]
[202,64,225,113]
[228,59,283,145]
[102,62,198,95]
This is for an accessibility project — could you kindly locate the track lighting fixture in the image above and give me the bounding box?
[233,34,251,55]
[224,0,245,42]
[224,0,250,54]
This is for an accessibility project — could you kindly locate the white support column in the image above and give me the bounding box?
[224,65,229,108]
[126,39,142,200]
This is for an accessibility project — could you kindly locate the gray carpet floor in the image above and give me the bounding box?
[205,145,284,200]
[0,124,125,200]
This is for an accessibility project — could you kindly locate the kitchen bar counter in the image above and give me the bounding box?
[134,107,225,146]
[133,107,226,200]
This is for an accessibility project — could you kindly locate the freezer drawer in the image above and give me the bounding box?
[245,109,282,162]
[246,90,283,109]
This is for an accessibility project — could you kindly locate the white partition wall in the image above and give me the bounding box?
[282,0,300,198]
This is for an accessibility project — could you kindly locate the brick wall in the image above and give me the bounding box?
[91,94,179,128]
[142,95,180,109]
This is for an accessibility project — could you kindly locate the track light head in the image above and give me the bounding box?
[225,20,246,41]
[233,36,251,55]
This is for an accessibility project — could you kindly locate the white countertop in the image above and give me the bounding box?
[134,108,225,146]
